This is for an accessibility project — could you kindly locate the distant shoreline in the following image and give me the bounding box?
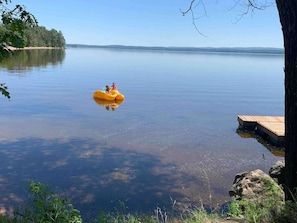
[7,46,64,51]
[66,44,284,55]
[8,45,284,55]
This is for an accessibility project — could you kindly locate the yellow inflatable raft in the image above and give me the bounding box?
[93,89,124,101]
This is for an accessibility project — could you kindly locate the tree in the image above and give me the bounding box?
[0,1,37,99]
[183,0,297,200]
[275,0,297,201]
[22,25,65,47]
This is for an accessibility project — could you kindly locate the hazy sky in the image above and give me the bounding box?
[15,0,282,47]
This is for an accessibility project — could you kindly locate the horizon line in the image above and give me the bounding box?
[66,43,283,49]
[65,44,284,54]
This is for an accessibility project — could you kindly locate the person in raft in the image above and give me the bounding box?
[111,82,117,90]
[105,85,111,94]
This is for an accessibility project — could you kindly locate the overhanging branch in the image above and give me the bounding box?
[180,0,208,37]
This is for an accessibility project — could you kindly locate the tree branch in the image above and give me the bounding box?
[231,0,274,23]
[180,0,196,16]
[180,0,208,37]
[181,0,274,34]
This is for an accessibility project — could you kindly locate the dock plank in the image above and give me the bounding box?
[238,115,284,123]
[257,121,285,141]
[237,115,285,146]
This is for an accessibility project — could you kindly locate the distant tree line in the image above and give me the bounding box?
[0,24,66,48]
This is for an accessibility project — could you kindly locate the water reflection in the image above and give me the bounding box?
[0,49,65,72]
[236,128,285,157]
[93,98,124,111]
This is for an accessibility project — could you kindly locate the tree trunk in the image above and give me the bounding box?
[276,0,297,200]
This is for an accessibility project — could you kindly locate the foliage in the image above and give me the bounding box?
[0,215,12,223]
[0,82,10,99]
[13,181,82,223]
[181,207,219,223]
[228,195,297,223]
[0,24,66,48]
[261,175,283,198]
[92,205,220,223]
[0,182,295,223]
[228,199,242,218]
[0,1,37,99]
[23,25,66,48]
[96,213,146,223]
[276,200,297,223]
[0,1,37,57]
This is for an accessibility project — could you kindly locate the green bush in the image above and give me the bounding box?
[14,181,82,223]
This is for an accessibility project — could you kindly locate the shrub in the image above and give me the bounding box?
[13,181,82,223]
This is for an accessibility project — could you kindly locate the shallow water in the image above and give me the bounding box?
[0,48,284,219]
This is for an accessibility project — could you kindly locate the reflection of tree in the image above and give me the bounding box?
[0,49,65,71]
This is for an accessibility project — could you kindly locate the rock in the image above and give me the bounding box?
[269,160,285,185]
[229,169,284,203]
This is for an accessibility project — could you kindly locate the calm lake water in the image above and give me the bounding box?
[0,47,284,220]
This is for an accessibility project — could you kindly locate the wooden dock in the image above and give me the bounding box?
[237,115,285,146]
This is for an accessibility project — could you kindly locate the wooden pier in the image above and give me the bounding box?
[237,115,285,146]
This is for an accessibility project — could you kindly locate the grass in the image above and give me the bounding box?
[92,207,222,223]
[1,201,297,223]
[0,181,296,223]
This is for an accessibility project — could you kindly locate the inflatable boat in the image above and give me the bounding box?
[93,89,125,101]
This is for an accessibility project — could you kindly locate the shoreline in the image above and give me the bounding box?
[7,46,64,51]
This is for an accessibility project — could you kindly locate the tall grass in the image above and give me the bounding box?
[0,181,296,223]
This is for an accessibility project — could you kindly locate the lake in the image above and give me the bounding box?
[0,47,284,220]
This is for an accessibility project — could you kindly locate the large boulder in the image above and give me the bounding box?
[229,169,284,203]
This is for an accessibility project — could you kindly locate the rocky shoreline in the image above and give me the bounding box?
[229,161,285,202]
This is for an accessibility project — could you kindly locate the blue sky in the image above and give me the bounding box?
[15,0,282,47]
